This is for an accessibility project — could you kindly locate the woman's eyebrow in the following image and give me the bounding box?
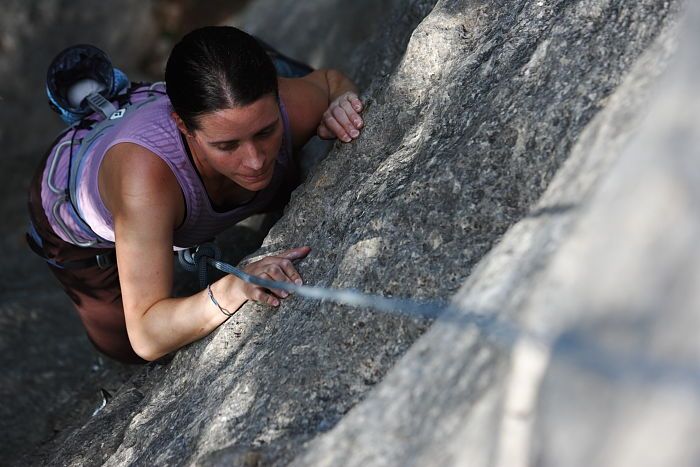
[209,117,280,145]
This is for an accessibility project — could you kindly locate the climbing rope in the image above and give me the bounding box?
[178,242,455,321]
[177,242,700,388]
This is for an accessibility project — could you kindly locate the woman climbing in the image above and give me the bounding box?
[27,26,364,363]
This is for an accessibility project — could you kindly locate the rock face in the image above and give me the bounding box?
[8,0,695,466]
[295,4,697,466]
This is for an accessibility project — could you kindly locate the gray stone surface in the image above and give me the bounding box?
[533,6,700,466]
[4,0,690,466]
[295,3,696,467]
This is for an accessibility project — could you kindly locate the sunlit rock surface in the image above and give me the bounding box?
[296,3,698,466]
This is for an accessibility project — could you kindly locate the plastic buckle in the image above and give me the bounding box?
[85,92,118,119]
[95,252,114,269]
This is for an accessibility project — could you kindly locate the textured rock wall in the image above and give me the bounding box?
[19,1,686,466]
[533,8,699,465]
[295,4,694,466]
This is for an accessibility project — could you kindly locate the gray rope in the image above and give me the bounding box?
[178,244,521,345]
[177,243,222,289]
[179,243,700,388]
[211,258,446,319]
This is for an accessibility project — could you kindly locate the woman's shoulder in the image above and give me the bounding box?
[100,141,185,225]
[102,143,181,200]
[101,95,185,170]
[278,75,329,148]
[103,142,176,183]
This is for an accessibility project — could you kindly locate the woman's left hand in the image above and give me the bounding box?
[317,92,364,143]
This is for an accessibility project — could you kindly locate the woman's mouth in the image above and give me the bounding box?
[239,167,271,182]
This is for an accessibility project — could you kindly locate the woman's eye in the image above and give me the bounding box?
[217,144,238,152]
[256,123,278,138]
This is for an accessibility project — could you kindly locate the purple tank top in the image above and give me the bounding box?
[41,88,296,249]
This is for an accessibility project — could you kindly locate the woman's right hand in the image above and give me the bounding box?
[233,246,311,307]
[317,91,364,143]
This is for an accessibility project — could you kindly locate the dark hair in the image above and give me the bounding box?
[165,26,278,131]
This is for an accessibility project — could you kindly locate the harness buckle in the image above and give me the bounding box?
[85,92,118,120]
[95,252,115,269]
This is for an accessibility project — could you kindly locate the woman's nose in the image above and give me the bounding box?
[241,142,264,170]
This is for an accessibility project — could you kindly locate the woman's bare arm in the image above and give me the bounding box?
[100,144,308,361]
[279,70,364,148]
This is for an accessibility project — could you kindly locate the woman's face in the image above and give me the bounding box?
[187,94,283,191]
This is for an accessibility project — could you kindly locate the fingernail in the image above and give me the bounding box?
[342,136,351,142]
[350,130,359,138]
[281,291,289,298]
[295,279,303,285]
[273,300,280,307]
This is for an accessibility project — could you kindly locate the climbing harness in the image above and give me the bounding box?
[25,220,116,270]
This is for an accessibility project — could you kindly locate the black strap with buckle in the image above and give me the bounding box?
[26,230,116,270]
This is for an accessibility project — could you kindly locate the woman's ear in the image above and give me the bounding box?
[171,112,192,137]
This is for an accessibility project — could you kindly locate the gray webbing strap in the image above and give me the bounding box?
[65,94,160,245]
[85,92,117,120]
